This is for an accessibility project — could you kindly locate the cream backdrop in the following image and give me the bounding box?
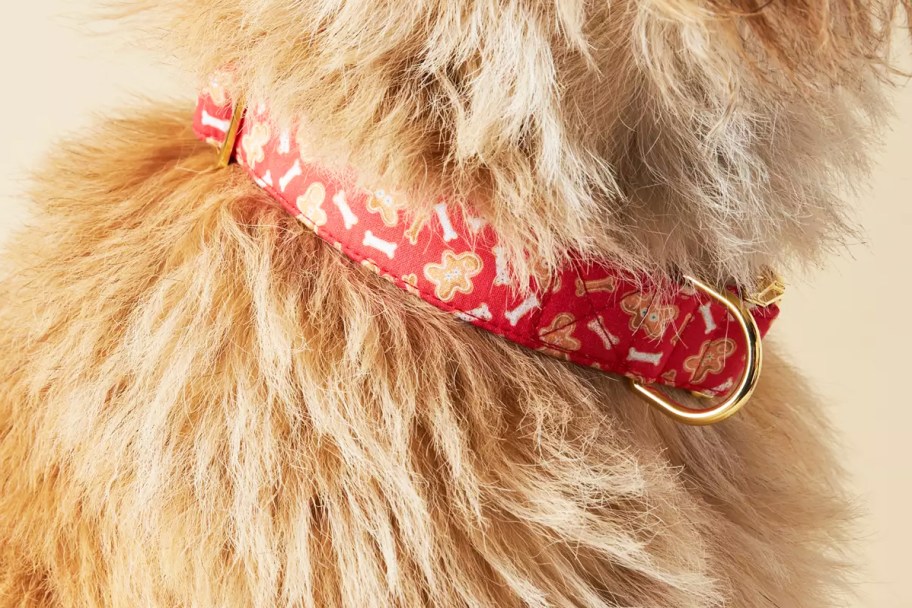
[0,4,909,607]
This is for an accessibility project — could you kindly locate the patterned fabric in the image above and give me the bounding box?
[193,91,779,396]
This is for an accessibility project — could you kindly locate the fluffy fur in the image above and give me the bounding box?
[1,1,907,606]
[1,112,850,606]
[127,0,909,283]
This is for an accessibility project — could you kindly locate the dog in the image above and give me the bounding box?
[1,1,908,606]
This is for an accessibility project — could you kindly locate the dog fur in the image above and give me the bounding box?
[0,1,908,606]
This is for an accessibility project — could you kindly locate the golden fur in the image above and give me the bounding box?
[127,0,909,283]
[1,1,908,606]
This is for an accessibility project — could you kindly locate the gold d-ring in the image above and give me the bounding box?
[629,276,763,426]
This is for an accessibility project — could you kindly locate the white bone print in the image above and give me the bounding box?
[332,190,359,229]
[201,110,230,132]
[279,160,302,192]
[362,231,398,260]
[456,303,493,323]
[699,302,717,334]
[492,245,511,286]
[278,130,292,154]
[254,170,274,189]
[504,294,541,327]
[466,215,487,233]
[709,378,734,395]
[434,203,458,242]
[626,348,662,365]
[587,318,619,351]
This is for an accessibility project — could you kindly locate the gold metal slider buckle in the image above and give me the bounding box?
[629,276,765,426]
[217,99,247,169]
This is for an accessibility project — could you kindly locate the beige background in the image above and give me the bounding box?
[0,4,909,606]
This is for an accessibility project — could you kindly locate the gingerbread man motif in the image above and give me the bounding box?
[683,338,736,384]
[538,313,582,356]
[620,292,679,340]
[295,182,328,229]
[204,72,233,107]
[241,122,271,167]
[423,251,483,302]
[365,190,401,227]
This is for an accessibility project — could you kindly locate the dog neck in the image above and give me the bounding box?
[194,88,783,424]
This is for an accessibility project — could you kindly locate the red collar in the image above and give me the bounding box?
[194,91,781,424]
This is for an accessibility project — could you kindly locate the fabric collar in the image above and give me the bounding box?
[193,91,779,401]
